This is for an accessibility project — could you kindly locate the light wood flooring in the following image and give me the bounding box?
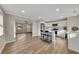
[2,33,79,54]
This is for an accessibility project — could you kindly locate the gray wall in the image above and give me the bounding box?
[4,14,16,43]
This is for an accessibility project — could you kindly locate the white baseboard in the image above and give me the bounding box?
[68,48,79,53]
[0,40,16,54]
[0,42,6,54]
[6,40,16,44]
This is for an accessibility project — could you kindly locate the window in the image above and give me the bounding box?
[0,13,3,36]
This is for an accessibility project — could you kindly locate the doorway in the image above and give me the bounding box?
[15,19,32,40]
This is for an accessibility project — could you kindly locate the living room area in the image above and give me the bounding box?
[0,4,79,54]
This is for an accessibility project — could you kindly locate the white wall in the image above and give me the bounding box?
[32,21,38,37]
[26,24,32,32]
[67,15,79,52]
[32,21,46,37]
[4,14,16,43]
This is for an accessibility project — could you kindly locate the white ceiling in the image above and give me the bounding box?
[1,4,79,21]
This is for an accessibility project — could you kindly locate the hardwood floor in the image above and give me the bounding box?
[2,33,79,54]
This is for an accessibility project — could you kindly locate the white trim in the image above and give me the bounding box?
[0,40,16,54]
[0,42,6,54]
[6,40,16,44]
[69,48,79,53]
[0,39,16,54]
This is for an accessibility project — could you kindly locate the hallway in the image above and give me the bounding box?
[2,33,78,54]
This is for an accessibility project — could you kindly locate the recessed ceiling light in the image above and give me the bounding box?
[73,14,77,16]
[22,10,25,13]
[38,16,42,19]
[60,16,64,18]
[56,8,60,12]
